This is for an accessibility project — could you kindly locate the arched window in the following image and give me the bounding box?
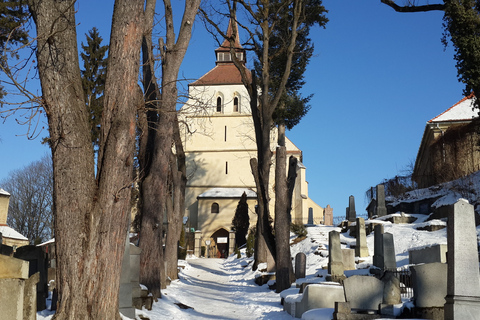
[211,202,219,214]
[216,97,222,112]
[233,97,239,112]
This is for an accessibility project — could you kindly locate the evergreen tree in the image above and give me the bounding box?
[0,0,29,98]
[80,27,108,150]
[442,0,480,107]
[231,192,250,248]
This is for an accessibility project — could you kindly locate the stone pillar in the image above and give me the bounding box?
[194,231,202,257]
[444,199,480,319]
[376,184,387,217]
[373,224,384,269]
[355,217,369,257]
[324,205,333,226]
[328,231,344,279]
[346,195,356,222]
[383,233,396,270]
[228,231,235,256]
[295,252,306,279]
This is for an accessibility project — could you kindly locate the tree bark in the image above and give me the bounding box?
[274,123,295,293]
[138,0,200,296]
[29,0,143,318]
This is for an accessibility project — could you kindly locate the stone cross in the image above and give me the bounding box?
[355,217,369,257]
[295,252,306,279]
[376,184,387,217]
[328,231,344,279]
[444,199,480,319]
[346,195,356,222]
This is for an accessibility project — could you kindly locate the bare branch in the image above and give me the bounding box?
[381,0,445,12]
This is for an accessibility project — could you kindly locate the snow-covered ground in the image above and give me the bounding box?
[38,172,480,320]
[37,213,459,320]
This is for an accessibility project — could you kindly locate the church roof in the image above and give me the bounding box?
[189,64,251,86]
[429,93,477,123]
[197,188,257,199]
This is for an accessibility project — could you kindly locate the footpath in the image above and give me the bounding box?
[139,257,293,320]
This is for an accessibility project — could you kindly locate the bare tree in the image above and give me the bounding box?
[2,154,53,244]
[201,0,327,292]
[24,1,144,318]
[137,0,200,299]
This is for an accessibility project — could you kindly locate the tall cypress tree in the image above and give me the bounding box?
[232,192,250,248]
[80,27,108,150]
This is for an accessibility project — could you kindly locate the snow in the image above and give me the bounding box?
[36,171,480,320]
[197,187,257,198]
[0,225,28,240]
[0,188,10,196]
[429,95,476,122]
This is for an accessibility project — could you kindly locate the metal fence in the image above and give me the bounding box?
[390,266,413,300]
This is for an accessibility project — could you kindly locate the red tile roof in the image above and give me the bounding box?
[190,64,251,86]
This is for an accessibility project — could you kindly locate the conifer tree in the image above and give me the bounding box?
[0,0,29,99]
[80,27,108,150]
[231,192,250,248]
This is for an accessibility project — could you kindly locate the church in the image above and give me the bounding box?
[179,21,324,257]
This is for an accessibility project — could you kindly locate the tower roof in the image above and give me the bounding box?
[190,17,250,86]
[216,18,243,51]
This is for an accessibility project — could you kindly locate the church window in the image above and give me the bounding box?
[226,162,228,174]
[233,97,239,112]
[236,52,243,61]
[216,97,222,112]
[211,202,219,214]
[225,126,227,141]
[217,52,231,62]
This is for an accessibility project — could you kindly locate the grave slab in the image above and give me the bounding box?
[343,275,383,311]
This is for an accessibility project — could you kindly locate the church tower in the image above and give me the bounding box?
[179,19,323,258]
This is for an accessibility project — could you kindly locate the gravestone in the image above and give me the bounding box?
[307,208,313,225]
[346,195,356,222]
[376,184,387,217]
[373,224,384,269]
[411,262,447,308]
[381,271,401,305]
[409,244,447,265]
[328,231,344,279]
[342,249,355,271]
[295,252,306,279]
[14,245,48,311]
[324,205,333,226]
[382,233,396,270]
[355,217,369,257]
[0,254,29,320]
[343,275,383,311]
[23,272,40,320]
[444,199,480,319]
[119,235,134,319]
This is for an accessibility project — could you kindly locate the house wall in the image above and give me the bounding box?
[415,121,480,188]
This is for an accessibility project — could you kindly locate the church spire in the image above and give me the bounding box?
[215,18,246,65]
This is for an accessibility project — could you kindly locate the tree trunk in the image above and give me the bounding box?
[139,0,199,296]
[29,0,143,318]
[274,123,294,293]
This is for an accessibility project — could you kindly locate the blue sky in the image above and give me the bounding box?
[0,1,465,218]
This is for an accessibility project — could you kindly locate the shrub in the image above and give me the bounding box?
[290,223,307,238]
